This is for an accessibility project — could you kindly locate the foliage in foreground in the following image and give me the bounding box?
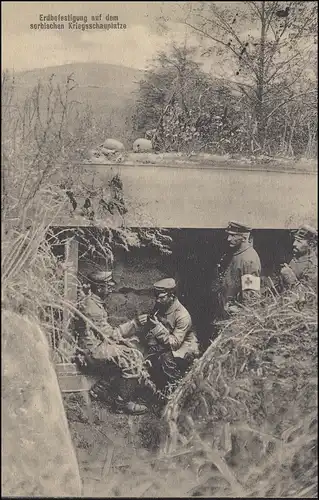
[159,287,317,497]
[61,286,317,498]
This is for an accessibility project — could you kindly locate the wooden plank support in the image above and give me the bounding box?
[63,236,79,335]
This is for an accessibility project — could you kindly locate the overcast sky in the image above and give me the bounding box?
[3,1,314,80]
[2,1,208,72]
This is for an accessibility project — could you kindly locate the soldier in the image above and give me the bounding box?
[75,269,149,415]
[138,278,200,393]
[213,221,261,318]
[280,224,317,290]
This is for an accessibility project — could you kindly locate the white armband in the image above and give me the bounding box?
[241,274,260,291]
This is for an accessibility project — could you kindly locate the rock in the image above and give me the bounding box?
[101,147,116,156]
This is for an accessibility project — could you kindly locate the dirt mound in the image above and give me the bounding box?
[160,287,318,497]
[84,151,317,173]
[2,310,82,497]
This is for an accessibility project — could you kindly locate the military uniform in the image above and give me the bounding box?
[215,222,261,317]
[148,291,199,358]
[78,291,138,356]
[76,271,149,414]
[288,254,317,283]
[145,278,200,391]
[281,225,317,290]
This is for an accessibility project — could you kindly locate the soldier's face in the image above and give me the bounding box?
[155,291,172,311]
[293,238,309,257]
[97,280,115,298]
[227,233,244,248]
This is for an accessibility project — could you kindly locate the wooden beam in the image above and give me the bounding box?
[63,237,79,334]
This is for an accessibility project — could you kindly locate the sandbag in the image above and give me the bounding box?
[102,138,125,151]
[87,148,101,160]
[133,138,153,153]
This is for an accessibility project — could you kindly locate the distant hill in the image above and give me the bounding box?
[8,63,146,144]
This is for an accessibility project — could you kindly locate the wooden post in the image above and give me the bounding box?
[63,237,79,335]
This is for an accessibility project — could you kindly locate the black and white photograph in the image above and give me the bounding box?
[1,1,318,497]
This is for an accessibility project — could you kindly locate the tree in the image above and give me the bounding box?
[133,43,239,153]
[183,1,317,153]
[134,45,203,131]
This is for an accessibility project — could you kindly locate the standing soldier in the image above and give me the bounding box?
[280,224,317,291]
[213,221,261,318]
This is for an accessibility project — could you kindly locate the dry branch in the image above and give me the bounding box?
[160,287,318,497]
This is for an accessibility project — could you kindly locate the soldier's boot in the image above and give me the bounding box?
[114,396,148,415]
[89,379,112,402]
[112,378,149,415]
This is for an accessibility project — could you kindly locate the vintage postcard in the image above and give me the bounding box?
[2,1,317,498]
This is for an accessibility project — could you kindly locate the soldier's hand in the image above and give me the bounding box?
[75,346,87,355]
[73,352,88,368]
[137,314,148,326]
[148,316,161,326]
[280,263,298,285]
[225,303,240,315]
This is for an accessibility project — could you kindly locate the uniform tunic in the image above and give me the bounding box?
[284,252,318,290]
[288,253,317,281]
[77,292,142,400]
[78,292,138,358]
[78,293,198,392]
[145,298,199,390]
[149,298,199,359]
[216,243,261,314]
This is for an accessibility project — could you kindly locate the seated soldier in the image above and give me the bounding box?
[75,269,151,415]
[76,272,199,412]
[138,278,200,395]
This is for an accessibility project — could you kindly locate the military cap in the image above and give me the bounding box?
[153,278,177,292]
[88,270,114,284]
[293,224,318,242]
[225,221,252,234]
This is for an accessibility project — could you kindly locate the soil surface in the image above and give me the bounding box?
[64,393,194,498]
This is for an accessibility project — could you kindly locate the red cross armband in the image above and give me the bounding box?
[241,274,260,292]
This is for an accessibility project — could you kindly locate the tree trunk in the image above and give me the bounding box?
[63,237,79,335]
[255,1,267,152]
[288,119,296,157]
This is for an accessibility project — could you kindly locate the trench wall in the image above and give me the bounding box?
[2,310,82,497]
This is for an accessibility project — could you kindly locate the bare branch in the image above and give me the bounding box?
[185,21,258,78]
[265,90,317,121]
[265,1,280,31]
[245,1,262,19]
[265,47,311,85]
[196,8,259,76]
